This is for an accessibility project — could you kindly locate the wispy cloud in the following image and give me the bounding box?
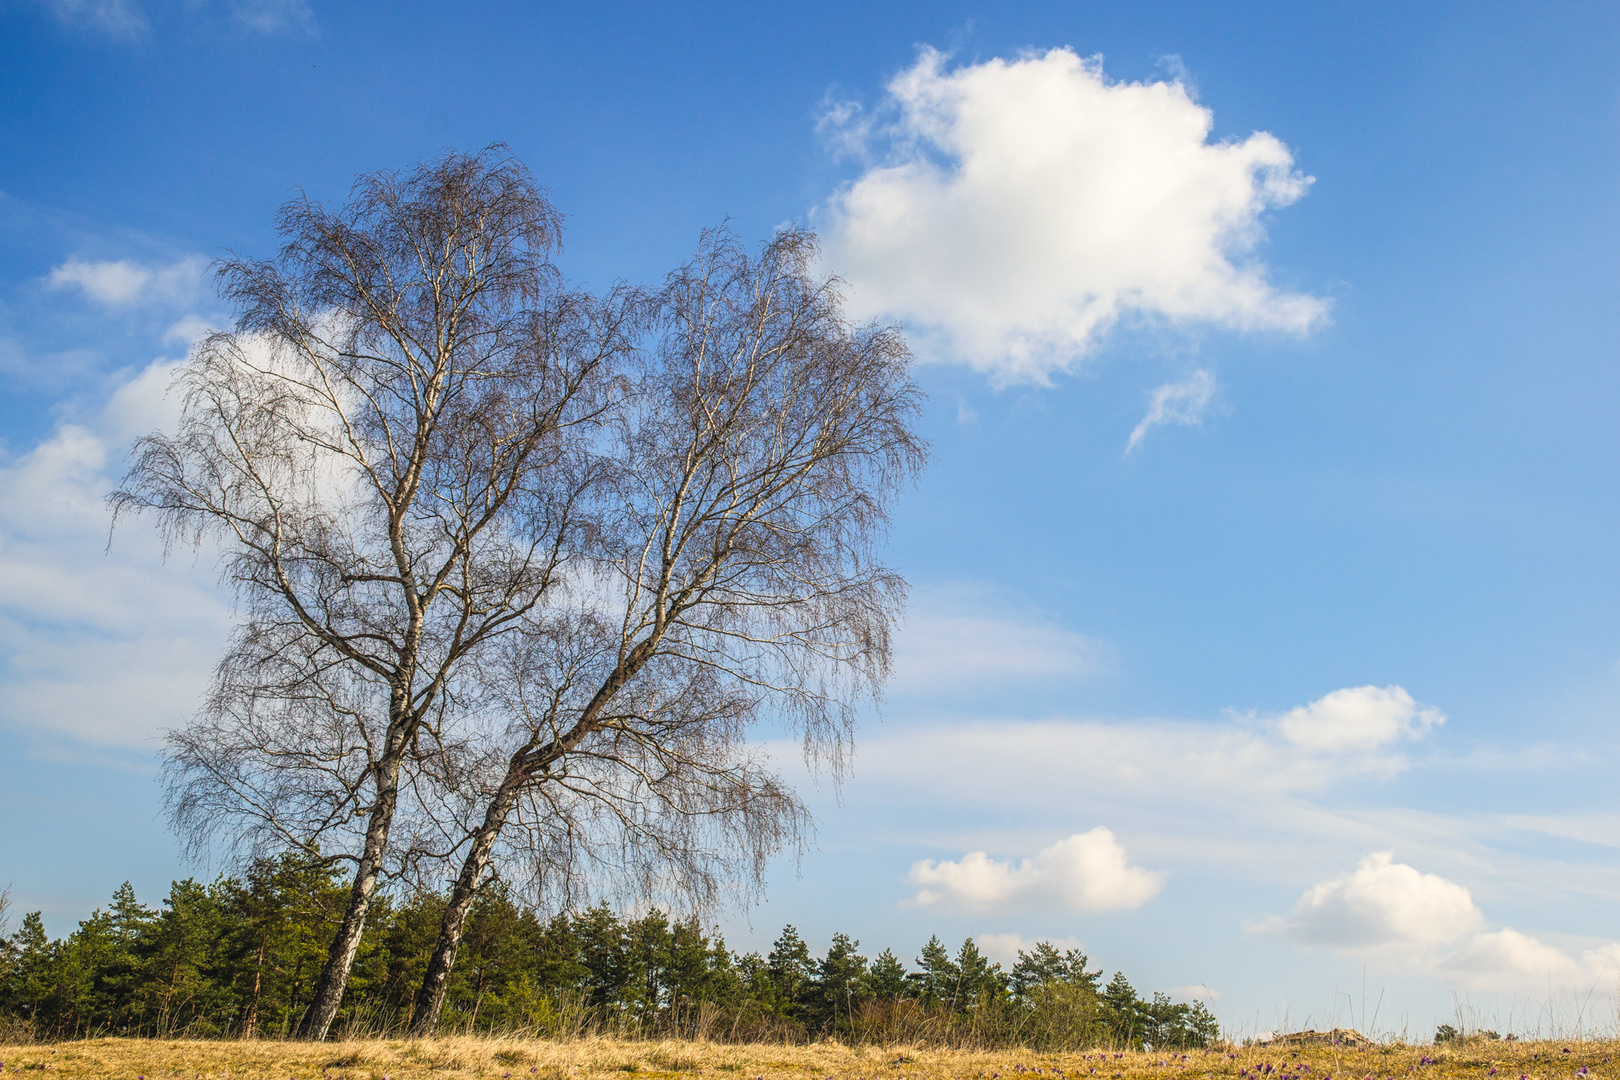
[841,684,1589,910]
[888,587,1112,696]
[1126,369,1217,452]
[818,48,1326,385]
[32,0,148,39]
[863,685,1450,809]
[32,0,316,37]
[225,0,314,34]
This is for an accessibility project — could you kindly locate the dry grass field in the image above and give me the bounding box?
[0,1034,1614,1080]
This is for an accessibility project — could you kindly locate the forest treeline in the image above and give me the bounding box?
[0,858,1218,1049]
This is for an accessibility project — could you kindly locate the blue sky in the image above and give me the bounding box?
[5,0,1620,1039]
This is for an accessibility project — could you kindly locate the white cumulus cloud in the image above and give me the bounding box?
[1166,984,1220,1001]
[818,47,1326,384]
[1265,852,1620,991]
[46,256,205,308]
[1127,369,1217,452]
[0,359,230,749]
[909,827,1164,913]
[974,932,1087,966]
[1280,851,1484,950]
[1275,685,1445,752]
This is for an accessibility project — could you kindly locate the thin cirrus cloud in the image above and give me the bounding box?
[1126,369,1217,452]
[887,588,1113,696]
[225,0,314,34]
[1255,852,1620,991]
[32,0,147,38]
[817,47,1327,386]
[30,0,314,36]
[908,827,1165,913]
[863,685,1449,812]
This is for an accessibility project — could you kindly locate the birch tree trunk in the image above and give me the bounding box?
[295,749,403,1038]
[406,761,525,1035]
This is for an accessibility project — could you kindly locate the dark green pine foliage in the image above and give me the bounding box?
[765,925,816,1019]
[0,869,1221,1048]
[135,878,237,1035]
[431,884,547,1031]
[952,938,1005,1007]
[867,948,908,1002]
[809,932,868,1030]
[733,951,778,1015]
[908,934,958,1006]
[1010,941,1100,998]
[1102,971,1154,1049]
[5,912,52,1027]
[1143,991,1221,1049]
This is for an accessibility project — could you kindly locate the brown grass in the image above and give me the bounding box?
[0,1034,1612,1080]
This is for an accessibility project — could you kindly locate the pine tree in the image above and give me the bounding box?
[663,916,717,1013]
[1010,941,1100,998]
[136,878,239,1035]
[867,948,909,1001]
[532,912,588,991]
[910,935,957,1006]
[810,932,868,1028]
[574,904,630,1011]
[766,925,815,1018]
[3,911,52,1029]
[1101,971,1150,1049]
[450,885,542,1029]
[953,938,1004,1007]
[734,951,777,1013]
[0,866,1209,1047]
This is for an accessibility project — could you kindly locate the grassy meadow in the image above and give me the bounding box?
[0,1034,1614,1080]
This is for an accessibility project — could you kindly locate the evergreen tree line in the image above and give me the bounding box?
[0,860,1218,1049]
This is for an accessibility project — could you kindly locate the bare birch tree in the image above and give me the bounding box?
[404,227,926,1034]
[111,147,637,1039]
